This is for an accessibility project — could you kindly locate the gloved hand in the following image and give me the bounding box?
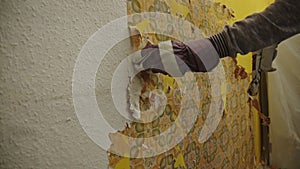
[129,38,221,77]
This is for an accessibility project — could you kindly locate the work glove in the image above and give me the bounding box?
[129,38,221,77]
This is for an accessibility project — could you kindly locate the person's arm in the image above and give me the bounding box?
[131,0,300,74]
[209,0,300,57]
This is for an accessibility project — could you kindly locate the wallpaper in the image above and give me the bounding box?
[107,0,255,168]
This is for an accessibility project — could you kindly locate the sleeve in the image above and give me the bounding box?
[209,0,300,57]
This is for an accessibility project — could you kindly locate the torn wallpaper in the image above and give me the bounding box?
[127,0,234,46]
[108,58,255,168]
[107,0,256,168]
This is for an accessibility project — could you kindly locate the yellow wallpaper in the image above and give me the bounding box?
[106,0,264,168]
[108,58,255,169]
[127,0,235,46]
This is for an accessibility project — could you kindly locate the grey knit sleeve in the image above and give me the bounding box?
[209,0,300,58]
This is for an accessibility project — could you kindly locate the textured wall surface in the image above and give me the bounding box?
[0,0,128,168]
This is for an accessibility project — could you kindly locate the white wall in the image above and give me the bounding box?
[0,0,129,168]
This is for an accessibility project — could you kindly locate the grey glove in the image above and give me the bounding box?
[130,39,220,77]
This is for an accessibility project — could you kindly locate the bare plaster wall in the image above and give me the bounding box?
[0,0,129,168]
